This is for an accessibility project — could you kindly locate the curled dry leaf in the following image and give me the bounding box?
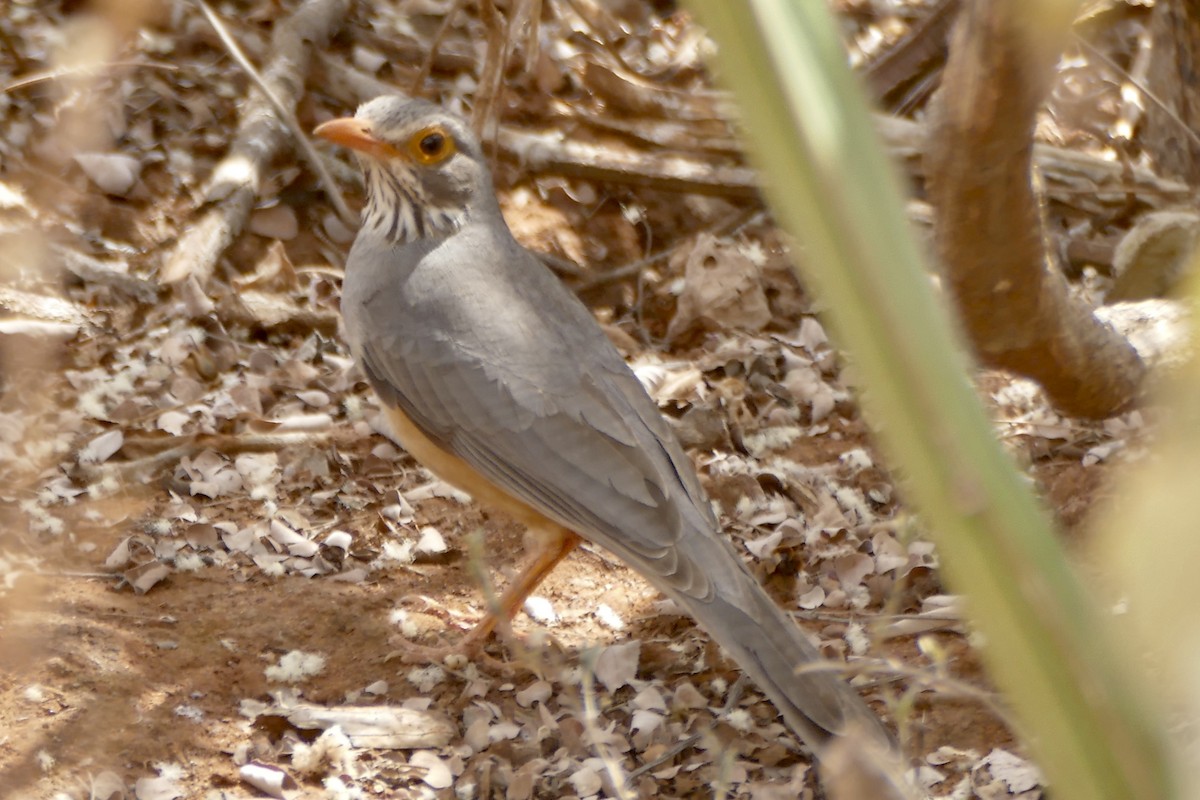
[123,561,171,594]
[410,750,453,789]
[1110,210,1200,301]
[79,429,124,464]
[239,763,295,799]
[798,584,827,610]
[515,680,553,708]
[268,518,318,557]
[667,233,772,342]
[592,639,641,692]
[73,152,142,196]
[323,530,352,551]
[105,536,135,569]
[976,748,1042,794]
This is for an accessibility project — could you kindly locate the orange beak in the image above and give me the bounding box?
[313,117,388,157]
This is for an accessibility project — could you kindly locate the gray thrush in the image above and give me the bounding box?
[314,95,893,754]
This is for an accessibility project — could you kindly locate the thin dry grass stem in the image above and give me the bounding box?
[195,0,356,228]
[558,0,638,76]
[516,0,542,75]
[794,658,1022,737]
[576,209,760,292]
[2,60,177,93]
[579,658,637,800]
[462,528,541,675]
[1071,32,1200,154]
[711,748,735,800]
[410,0,467,98]
[470,0,509,138]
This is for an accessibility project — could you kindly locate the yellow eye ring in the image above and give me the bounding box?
[407,125,456,165]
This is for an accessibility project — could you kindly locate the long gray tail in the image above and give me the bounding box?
[663,534,895,753]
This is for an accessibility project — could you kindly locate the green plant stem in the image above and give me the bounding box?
[684,2,1173,797]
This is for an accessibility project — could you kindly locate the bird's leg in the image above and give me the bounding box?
[395,527,582,665]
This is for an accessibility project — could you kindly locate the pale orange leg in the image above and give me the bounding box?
[397,528,582,665]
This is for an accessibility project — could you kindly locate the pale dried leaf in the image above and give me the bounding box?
[239,763,294,798]
[125,562,171,594]
[668,234,771,341]
[515,680,553,708]
[593,640,640,692]
[157,410,191,435]
[133,776,182,800]
[79,429,123,464]
[523,595,557,624]
[89,771,128,800]
[978,748,1041,793]
[798,585,826,610]
[74,152,141,196]
[415,526,447,555]
[249,204,300,241]
[105,536,135,570]
[410,750,453,789]
[834,553,874,588]
[568,764,603,797]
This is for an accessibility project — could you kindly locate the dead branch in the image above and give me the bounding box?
[319,52,1187,215]
[0,285,93,330]
[496,126,760,198]
[53,244,158,302]
[75,428,335,484]
[926,0,1145,419]
[159,0,349,285]
[196,0,354,227]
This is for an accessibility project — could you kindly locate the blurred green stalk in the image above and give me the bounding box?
[684,2,1173,798]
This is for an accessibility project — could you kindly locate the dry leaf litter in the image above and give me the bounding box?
[0,0,1185,798]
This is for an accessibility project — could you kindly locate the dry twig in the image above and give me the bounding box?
[195,0,355,227]
[159,0,350,285]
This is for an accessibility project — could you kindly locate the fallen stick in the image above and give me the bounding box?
[317,54,1188,208]
[159,0,349,285]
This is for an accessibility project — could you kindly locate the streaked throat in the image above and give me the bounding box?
[361,162,467,245]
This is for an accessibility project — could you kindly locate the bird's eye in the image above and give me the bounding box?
[407,125,456,165]
[419,133,444,155]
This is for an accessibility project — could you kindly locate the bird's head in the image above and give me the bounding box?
[314,96,494,244]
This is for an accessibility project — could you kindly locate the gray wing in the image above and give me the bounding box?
[353,249,721,602]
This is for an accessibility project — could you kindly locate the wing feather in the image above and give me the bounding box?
[358,331,717,600]
[346,224,728,602]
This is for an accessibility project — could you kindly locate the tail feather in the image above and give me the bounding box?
[661,533,895,754]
